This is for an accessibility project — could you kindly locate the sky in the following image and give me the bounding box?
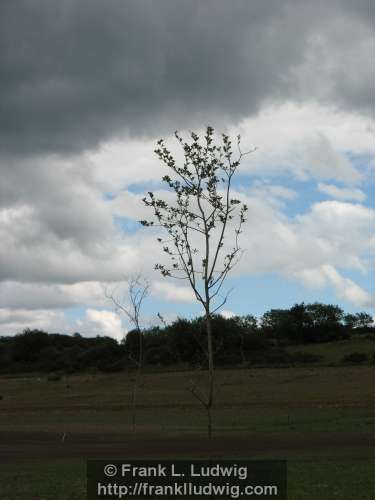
[2,0,375,340]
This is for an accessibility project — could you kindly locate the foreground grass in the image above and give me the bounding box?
[0,460,85,500]
[289,460,375,500]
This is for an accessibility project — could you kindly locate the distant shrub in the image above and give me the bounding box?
[342,352,369,364]
[291,352,323,364]
[47,373,61,381]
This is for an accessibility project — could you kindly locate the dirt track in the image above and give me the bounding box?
[1,431,375,462]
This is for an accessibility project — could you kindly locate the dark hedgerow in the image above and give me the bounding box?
[342,352,369,365]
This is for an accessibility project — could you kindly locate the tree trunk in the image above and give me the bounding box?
[239,332,246,364]
[131,375,137,434]
[206,312,214,440]
[139,329,143,371]
[131,329,143,434]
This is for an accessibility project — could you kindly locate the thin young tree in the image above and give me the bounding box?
[106,274,149,433]
[140,126,251,438]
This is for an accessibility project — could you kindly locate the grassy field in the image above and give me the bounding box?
[287,335,375,365]
[0,362,375,499]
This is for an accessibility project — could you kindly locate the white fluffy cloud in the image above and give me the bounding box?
[0,281,108,309]
[233,103,373,185]
[0,308,67,336]
[220,310,236,319]
[296,264,373,307]
[151,281,195,303]
[317,183,366,202]
[77,309,125,342]
[225,195,375,308]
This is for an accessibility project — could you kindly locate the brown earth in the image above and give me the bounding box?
[1,431,375,462]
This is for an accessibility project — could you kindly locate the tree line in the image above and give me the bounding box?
[0,302,373,374]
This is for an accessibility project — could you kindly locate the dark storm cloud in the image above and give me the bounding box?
[0,0,325,156]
